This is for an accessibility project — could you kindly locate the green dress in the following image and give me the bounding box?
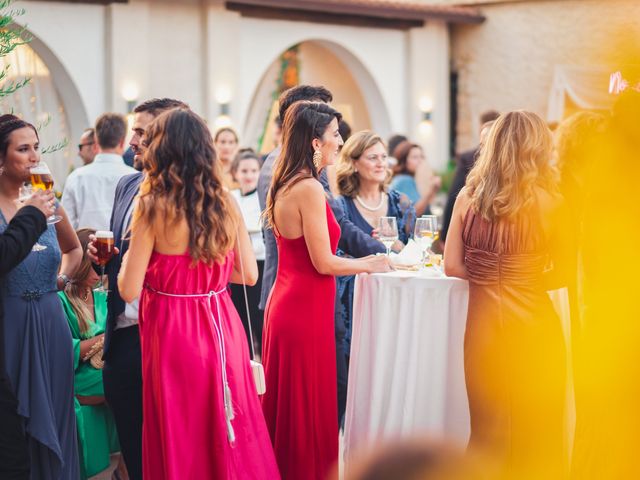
[58,290,120,479]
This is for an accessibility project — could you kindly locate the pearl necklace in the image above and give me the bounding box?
[355,193,385,211]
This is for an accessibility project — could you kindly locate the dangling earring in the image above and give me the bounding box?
[313,150,323,171]
[0,166,4,177]
[354,168,358,173]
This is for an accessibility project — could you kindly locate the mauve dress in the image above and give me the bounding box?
[462,207,567,476]
[0,213,79,479]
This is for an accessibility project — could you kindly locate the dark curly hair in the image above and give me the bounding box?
[134,108,239,264]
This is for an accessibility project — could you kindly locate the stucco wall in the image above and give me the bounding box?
[18,0,453,176]
[450,0,640,150]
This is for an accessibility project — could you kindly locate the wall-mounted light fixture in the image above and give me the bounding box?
[215,85,232,116]
[419,96,433,122]
[122,83,139,113]
[213,85,233,130]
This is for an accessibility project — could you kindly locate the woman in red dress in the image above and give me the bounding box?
[261,101,392,480]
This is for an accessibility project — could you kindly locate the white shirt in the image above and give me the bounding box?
[116,199,139,330]
[231,189,265,261]
[62,153,137,230]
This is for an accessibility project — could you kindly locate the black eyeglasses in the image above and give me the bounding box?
[78,142,94,150]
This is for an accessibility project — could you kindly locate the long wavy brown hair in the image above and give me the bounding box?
[134,108,238,264]
[66,228,97,335]
[465,110,558,221]
[263,101,341,229]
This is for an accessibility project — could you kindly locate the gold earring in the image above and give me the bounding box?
[313,150,322,170]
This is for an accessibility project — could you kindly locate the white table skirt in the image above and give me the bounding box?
[343,270,573,468]
[343,271,471,464]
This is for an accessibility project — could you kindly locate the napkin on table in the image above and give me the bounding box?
[389,239,423,267]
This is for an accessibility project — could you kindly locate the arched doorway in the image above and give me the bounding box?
[242,39,391,154]
[1,31,88,186]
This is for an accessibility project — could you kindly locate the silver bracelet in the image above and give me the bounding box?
[58,273,71,291]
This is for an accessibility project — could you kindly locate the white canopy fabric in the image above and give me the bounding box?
[547,65,615,122]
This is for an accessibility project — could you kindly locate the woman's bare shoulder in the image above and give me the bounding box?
[287,177,324,198]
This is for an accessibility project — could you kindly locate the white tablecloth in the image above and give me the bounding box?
[343,270,573,467]
[343,270,471,463]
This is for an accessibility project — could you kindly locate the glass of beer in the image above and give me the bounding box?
[94,231,115,292]
[29,162,61,224]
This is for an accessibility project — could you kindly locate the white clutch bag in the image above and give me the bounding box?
[251,360,266,395]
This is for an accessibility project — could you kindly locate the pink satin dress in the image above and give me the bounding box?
[139,250,280,479]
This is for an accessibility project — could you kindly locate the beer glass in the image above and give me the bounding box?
[94,231,114,292]
[29,162,61,224]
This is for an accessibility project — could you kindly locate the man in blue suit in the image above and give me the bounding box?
[257,86,385,426]
[88,98,188,480]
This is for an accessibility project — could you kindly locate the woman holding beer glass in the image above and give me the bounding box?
[0,114,82,479]
[58,228,124,480]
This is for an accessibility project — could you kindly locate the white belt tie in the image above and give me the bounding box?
[145,285,236,445]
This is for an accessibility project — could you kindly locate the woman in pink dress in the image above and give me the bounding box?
[261,101,392,480]
[118,108,280,479]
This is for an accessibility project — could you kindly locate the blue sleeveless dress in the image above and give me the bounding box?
[0,212,79,479]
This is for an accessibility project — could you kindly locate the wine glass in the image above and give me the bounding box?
[29,161,61,224]
[421,215,440,247]
[17,184,47,252]
[414,216,436,268]
[94,231,115,292]
[378,217,398,257]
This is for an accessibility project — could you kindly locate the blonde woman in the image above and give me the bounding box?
[58,228,124,480]
[334,132,415,416]
[335,130,415,249]
[444,111,569,476]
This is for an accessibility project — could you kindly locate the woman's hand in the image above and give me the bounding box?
[361,254,394,273]
[22,189,56,218]
[391,240,404,253]
[87,234,120,265]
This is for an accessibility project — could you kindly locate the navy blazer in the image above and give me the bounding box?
[103,172,144,359]
[257,147,385,309]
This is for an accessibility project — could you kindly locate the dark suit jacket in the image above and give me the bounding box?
[257,147,385,309]
[0,206,47,380]
[441,147,478,243]
[103,172,144,359]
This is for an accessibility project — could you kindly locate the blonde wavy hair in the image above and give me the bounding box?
[465,110,557,221]
[134,108,238,264]
[66,228,97,335]
[336,130,389,198]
